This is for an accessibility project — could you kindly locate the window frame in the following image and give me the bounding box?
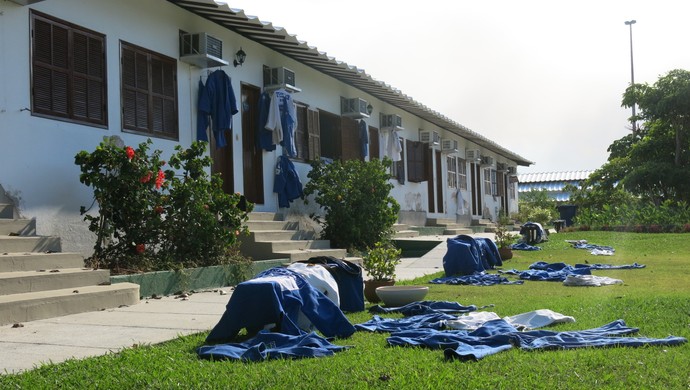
[447,155,457,189]
[120,41,178,140]
[458,158,468,190]
[406,139,428,183]
[30,10,107,127]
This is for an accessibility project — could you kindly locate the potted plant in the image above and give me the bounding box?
[362,240,402,303]
[495,214,517,260]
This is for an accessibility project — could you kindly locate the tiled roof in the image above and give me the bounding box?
[167,0,533,166]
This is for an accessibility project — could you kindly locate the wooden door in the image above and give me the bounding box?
[470,162,482,217]
[241,84,264,204]
[435,150,444,213]
[210,131,233,195]
[427,148,435,213]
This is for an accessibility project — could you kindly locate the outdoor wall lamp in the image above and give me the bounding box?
[366,103,374,116]
[233,47,246,67]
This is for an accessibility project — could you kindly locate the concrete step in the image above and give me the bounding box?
[249,230,316,242]
[395,230,420,238]
[0,252,84,272]
[0,219,36,236]
[393,223,410,232]
[472,219,495,226]
[442,228,474,235]
[247,212,283,221]
[269,240,332,252]
[0,236,61,253]
[244,220,298,231]
[277,248,348,262]
[0,268,110,295]
[0,283,140,326]
[426,218,456,227]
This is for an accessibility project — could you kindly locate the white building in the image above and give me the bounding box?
[0,0,532,255]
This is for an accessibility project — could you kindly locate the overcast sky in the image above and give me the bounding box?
[221,0,690,174]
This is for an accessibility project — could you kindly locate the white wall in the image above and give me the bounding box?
[0,0,523,255]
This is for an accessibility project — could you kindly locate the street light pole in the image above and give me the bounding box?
[625,19,637,133]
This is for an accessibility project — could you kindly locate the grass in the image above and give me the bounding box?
[2,231,689,389]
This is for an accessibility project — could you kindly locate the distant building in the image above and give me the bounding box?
[517,171,594,202]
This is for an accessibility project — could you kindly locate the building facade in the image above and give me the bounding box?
[0,0,532,255]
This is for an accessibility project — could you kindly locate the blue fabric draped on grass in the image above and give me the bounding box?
[197,331,350,362]
[385,318,686,361]
[429,273,524,286]
[511,242,542,251]
[442,235,502,277]
[499,261,646,282]
[368,301,478,316]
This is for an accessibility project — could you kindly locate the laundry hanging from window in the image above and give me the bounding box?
[197,69,238,149]
[262,88,298,157]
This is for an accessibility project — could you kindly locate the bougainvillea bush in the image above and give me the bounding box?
[75,138,251,274]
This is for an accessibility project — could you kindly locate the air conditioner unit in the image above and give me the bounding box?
[179,32,228,68]
[264,66,301,92]
[465,149,481,161]
[481,156,496,166]
[496,162,507,172]
[441,139,459,153]
[381,114,403,130]
[420,130,440,146]
[507,166,517,174]
[341,97,369,118]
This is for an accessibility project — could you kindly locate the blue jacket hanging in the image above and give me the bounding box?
[197,69,238,148]
[257,92,276,152]
[274,155,303,208]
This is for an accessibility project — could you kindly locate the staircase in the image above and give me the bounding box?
[393,223,419,238]
[426,218,474,235]
[239,212,360,263]
[0,187,139,326]
[471,218,498,233]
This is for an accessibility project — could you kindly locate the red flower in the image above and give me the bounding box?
[135,243,145,254]
[154,205,164,214]
[125,146,135,160]
[155,170,165,189]
[140,172,152,183]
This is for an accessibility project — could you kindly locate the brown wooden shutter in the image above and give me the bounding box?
[307,108,320,160]
[32,16,69,117]
[340,117,361,161]
[31,11,106,125]
[369,127,380,160]
[406,140,428,183]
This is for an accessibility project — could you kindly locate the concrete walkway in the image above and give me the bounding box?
[0,234,491,374]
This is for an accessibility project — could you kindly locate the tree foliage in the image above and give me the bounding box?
[303,158,400,252]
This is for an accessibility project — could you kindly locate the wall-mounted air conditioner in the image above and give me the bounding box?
[507,166,517,175]
[466,149,481,161]
[481,156,496,166]
[341,97,369,118]
[264,66,301,92]
[179,32,229,68]
[420,130,441,146]
[441,139,459,153]
[497,162,507,172]
[380,113,403,130]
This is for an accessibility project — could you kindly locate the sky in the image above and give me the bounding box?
[220,0,690,174]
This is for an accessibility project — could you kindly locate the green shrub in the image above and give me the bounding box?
[362,241,401,281]
[304,158,400,252]
[75,139,252,273]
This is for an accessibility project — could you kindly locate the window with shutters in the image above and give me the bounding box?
[294,104,320,161]
[447,156,457,188]
[121,41,178,139]
[406,140,427,183]
[30,10,107,126]
[458,158,468,190]
[484,168,492,195]
[369,127,380,160]
[340,117,363,161]
[319,110,340,160]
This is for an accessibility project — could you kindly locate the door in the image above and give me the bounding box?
[241,83,264,204]
[470,162,482,217]
[427,147,435,213]
[210,132,233,195]
[435,150,444,213]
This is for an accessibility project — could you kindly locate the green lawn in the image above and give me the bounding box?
[2,231,689,389]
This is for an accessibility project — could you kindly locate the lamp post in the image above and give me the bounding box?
[625,20,637,133]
